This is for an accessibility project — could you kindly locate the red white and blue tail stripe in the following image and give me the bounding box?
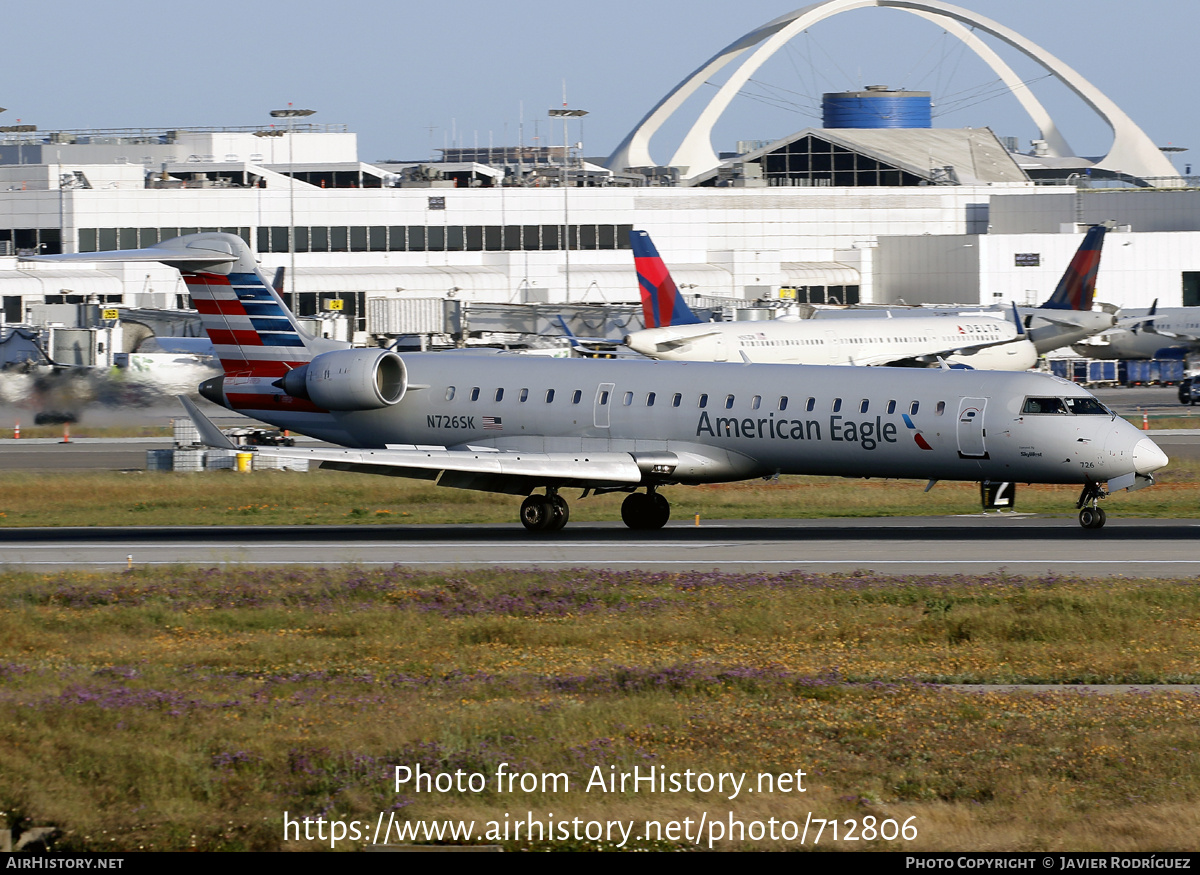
[187,271,312,377]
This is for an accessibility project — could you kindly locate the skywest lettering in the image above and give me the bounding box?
[696,411,899,450]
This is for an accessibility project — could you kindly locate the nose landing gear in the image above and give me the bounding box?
[1076,484,1108,529]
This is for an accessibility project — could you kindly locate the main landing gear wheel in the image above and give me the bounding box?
[520,495,551,531]
[1079,506,1106,530]
[520,492,570,532]
[621,491,670,530]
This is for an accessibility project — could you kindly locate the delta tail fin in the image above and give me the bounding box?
[631,230,702,328]
[1041,223,1109,311]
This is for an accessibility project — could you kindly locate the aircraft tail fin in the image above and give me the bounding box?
[182,252,321,379]
[1041,223,1109,311]
[23,233,326,378]
[631,230,702,327]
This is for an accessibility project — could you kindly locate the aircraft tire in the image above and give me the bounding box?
[647,492,671,529]
[1078,506,1106,529]
[621,492,649,529]
[520,495,553,531]
[546,495,570,531]
[621,492,670,530]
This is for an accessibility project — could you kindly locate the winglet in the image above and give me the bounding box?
[555,314,581,347]
[1141,298,1159,335]
[630,230,703,327]
[1010,301,1027,335]
[178,395,239,450]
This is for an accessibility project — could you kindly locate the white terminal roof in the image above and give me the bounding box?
[705,127,1029,186]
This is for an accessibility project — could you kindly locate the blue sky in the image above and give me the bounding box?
[3,1,1194,172]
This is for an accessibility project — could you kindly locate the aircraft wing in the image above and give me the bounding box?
[639,328,726,351]
[852,303,1031,367]
[257,444,644,488]
[847,348,920,367]
[1099,321,1194,341]
[553,315,650,358]
[568,345,648,360]
[908,335,1026,363]
[1113,314,1159,330]
[179,395,642,491]
[1036,314,1106,330]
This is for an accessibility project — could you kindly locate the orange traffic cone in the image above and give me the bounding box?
[61,423,70,444]
[13,421,19,439]
[1142,411,1149,431]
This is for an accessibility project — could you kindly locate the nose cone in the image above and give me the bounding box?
[1132,437,1169,475]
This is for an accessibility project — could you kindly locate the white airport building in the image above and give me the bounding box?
[1,0,1198,368]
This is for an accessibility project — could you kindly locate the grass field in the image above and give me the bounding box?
[2,439,1197,852]
[2,566,1198,852]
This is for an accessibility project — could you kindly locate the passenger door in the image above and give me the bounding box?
[956,397,988,458]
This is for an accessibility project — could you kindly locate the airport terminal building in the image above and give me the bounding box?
[2,0,1199,364]
[1,127,1197,345]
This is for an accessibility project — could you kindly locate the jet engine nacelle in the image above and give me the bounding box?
[279,349,407,411]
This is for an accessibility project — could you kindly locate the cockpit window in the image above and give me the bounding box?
[1064,397,1110,415]
[1022,397,1068,415]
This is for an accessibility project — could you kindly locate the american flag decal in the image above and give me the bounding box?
[483,416,503,430]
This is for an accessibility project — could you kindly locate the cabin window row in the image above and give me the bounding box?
[442,386,947,416]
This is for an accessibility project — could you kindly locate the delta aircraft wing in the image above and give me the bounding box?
[23,233,1167,531]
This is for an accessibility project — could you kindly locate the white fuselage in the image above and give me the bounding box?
[223,353,1165,491]
[808,305,1115,355]
[625,314,1039,371]
[1074,307,1200,360]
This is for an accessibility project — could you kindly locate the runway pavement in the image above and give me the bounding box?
[1,386,1195,578]
[2,517,1198,576]
[0,437,172,471]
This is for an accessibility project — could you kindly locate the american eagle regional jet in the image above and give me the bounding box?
[23,234,1167,531]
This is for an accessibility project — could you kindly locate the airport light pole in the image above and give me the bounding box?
[549,108,587,303]
[269,106,316,312]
